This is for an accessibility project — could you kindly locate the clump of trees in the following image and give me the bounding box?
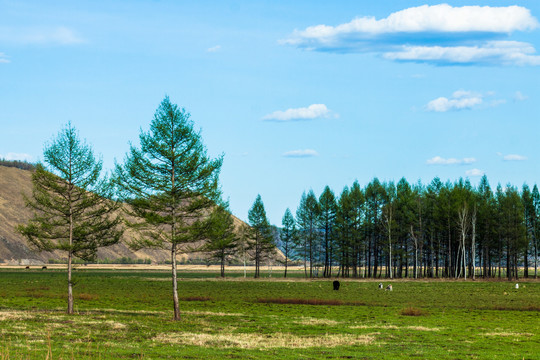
[0,159,35,171]
[279,177,538,280]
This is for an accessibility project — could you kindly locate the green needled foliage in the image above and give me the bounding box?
[247,195,275,278]
[199,205,239,277]
[114,96,223,320]
[280,208,297,278]
[17,123,123,314]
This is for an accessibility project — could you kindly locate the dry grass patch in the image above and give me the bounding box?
[483,332,534,337]
[296,317,341,326]
[350,324,440,332]
[154,332,375,348]
[0,311,33,321]
[184,310,244,317]
[406,326,440,332]
[351,324,399,330]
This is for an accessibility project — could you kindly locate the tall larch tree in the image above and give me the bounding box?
[319,186,337,278]
[114,97,223,321]
[280,208,297,278]
[296,190,320,278]
[18,123,122,314]
[247,195,274,278]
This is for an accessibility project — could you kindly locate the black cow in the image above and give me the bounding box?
[41,266,47,270]
[333,280,340,291]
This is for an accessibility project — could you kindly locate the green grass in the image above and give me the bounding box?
[0,269,538,359]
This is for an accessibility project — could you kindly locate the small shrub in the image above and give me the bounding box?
[78,293,99,301]
[400,307,427,316]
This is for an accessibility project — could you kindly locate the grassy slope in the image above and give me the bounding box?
[0,269,538,359]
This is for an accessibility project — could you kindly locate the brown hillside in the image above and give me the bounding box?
[0,165,282,265]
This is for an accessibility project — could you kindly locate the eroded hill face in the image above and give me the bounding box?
[0,165,282,265]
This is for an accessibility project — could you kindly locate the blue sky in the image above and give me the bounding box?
[1,0,539,225]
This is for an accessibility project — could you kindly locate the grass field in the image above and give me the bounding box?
[0,268,538,359]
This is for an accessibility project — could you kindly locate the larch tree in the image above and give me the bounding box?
[319,186,337,278]
[18,123,123,314]
[199,205,239,277]
[280,208,297,278]
[247,195,274,278]
[114,97,223,321]
[296,190,320,278]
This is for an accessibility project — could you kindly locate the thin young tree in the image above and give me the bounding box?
[281,208,297,278]
[319,186,337,278]
[114,97,223,321]
[296,190,320,278]
[199,205,239,277]
[247,195,274,278]
[18,123,122,314]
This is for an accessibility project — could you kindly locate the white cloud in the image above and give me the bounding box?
[514,91,528,101]
[287,4,537,41]
[282,149,319,158]
[466,168,484,177]
[283,5,540,66]
[0,26,83,45]
[207,45,221,53]
[426,90,483,112]
[427,156,476,165]
[263,104,333,122]
[384,41,540,66]
[0,52,9,63]
[0,152,33,161]
[503,154,527,161]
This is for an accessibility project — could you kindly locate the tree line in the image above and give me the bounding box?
[276,177,539,281]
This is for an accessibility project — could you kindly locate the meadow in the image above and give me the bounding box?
[0,268,538,359]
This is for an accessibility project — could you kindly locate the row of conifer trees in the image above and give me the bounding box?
[275,176,539,280]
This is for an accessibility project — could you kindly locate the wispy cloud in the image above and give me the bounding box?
[503,154,527,161]
[283,4,540,66]
[0,152,33,161]
[425,90,507,112]
[385,41,540,66]
[0,26,83,45]
[514,91,528,101]
[466,168,484,177]
[282,149,319,158]
[426,90,483,112]
[263,104,333,122]
[427,156,476,165]
[207,45,221,53]
[0,52,9,63]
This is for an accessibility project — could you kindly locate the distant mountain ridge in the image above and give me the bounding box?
[0,165,267,265]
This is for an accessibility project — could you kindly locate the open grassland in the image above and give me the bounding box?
[0,269,538,359]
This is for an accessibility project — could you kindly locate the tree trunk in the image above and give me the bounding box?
[172,244,180,321]
[221,256,225,278]
[67,249,74,315]
[471,206,476,280]
[67,184,74,315]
